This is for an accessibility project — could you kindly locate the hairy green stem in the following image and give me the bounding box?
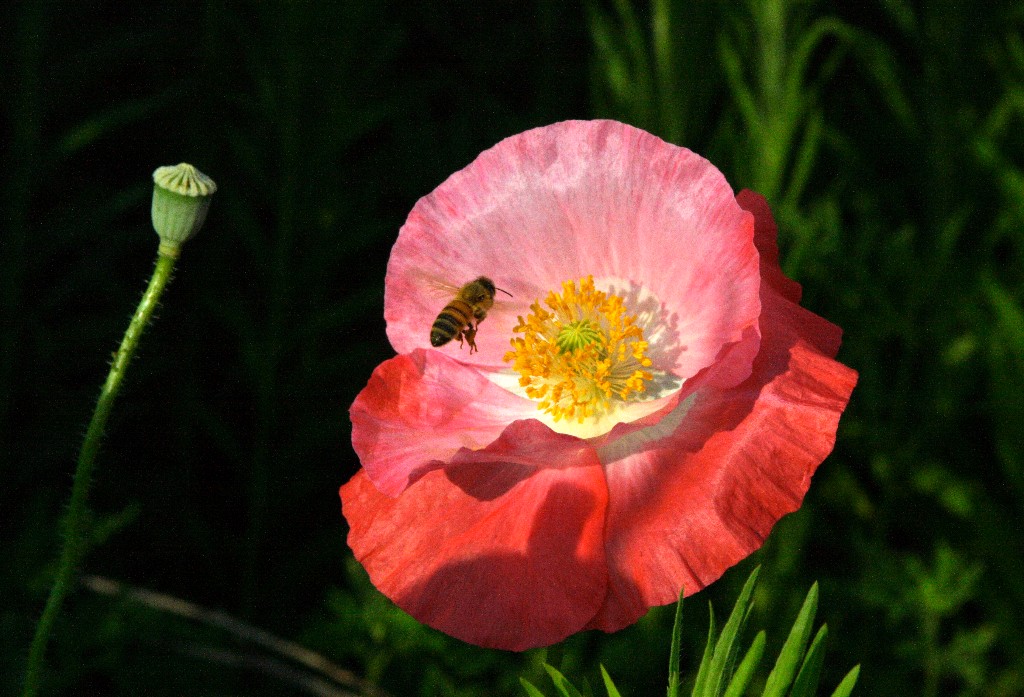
[22,251,178,697]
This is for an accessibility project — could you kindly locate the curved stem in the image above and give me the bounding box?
[22,251,177,697]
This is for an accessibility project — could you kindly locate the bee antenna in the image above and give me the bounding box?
[496,286,513,298]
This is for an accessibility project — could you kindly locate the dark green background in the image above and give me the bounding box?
[3,1,1024,695]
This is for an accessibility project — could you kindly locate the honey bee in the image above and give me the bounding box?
[430,276,511,353]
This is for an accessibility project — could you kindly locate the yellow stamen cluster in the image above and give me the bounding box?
[503,276,654,423]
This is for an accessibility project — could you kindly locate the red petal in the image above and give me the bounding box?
[350,349,537,496]
[736,189,842,355]
[340,446,609,651]
[735,189,803,304]
[585,194,857,632]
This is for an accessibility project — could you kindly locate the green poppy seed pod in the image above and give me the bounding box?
[151,163,217,257]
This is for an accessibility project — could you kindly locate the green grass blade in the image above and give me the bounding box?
[722,630,766,697]
[987,281,1024,348]
[783,18,852,109]
[717,34,763,137]
[850,35,915,130]
[667,587,685,697]
[651,0,672,88]
[544,664,585,697]
[586,4,620,90]
[521,677,549,697]
[783,109,823,207]
[612,0,652,85]
[601,665,624,697]
[691,603,718,697]
[651,0,682,143]
[789,624,829,697]
[703,566,761,697]
[829,666,861,697]
[762,582,819,697]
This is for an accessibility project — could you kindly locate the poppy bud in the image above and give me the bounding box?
[151,163,217,257]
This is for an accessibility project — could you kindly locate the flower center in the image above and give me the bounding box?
[503,276,653,423]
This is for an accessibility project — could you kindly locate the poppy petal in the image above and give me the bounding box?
[340,447,609,651]
[384,120,760,380]
[584,195,857,632]
[735,189,803,303]
[350,348,538,496]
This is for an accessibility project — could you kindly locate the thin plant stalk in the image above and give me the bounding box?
[22,251,178,697]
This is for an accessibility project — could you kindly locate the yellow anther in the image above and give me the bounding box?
[503,276,654,423]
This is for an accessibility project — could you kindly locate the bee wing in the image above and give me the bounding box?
[405,270,465,302]
[422,277,463,298]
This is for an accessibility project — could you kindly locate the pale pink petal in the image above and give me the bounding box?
[384,120,760,380]
[340,449,609,651]
[350,349,539,496]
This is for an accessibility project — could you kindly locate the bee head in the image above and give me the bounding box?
[475,277,496,297]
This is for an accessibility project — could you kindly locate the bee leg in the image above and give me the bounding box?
[463,324,479,353]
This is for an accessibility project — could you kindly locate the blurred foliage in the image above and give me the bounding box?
[3,0,1024,695]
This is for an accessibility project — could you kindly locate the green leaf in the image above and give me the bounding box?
[55,92,179,158]
[601,665,624,697]
[587,1,640,121]
[986,281,1024,350]
[521,677,549,697]
[784,18,854,112]
[879,0,916,32]
[851,37,915,131]
[86,502,142,550]
[650,0,682,143]
[703,566,761,697]
[717,34,763,137]
[690,603,717,697]
[762,582,819,697]
[521,573,859,697]
[829,665,861,697]
[667,587,684,697]
[789,624,829,697]
[544,664,586,697]
[783,109,823,208]
[611,0,652,88]
[722,630,766,697]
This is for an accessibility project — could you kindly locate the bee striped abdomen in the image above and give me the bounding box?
[431,299,474,347]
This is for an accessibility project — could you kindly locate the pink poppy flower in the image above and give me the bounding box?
[339,120,857,651]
